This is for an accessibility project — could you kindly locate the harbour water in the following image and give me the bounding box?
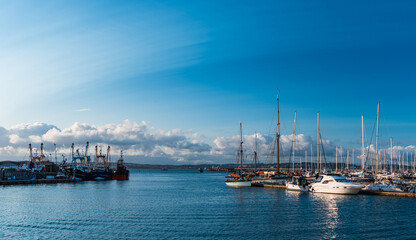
[1,169,415,239]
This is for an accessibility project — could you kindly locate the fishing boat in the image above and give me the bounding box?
[112,150,129,180]
[286,176,309,192]
[309,174,364,194]
[65,142,93,181]
[225,123,252,187]
[91,145,112,180]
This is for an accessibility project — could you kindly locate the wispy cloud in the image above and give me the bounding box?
[76,108,90,112]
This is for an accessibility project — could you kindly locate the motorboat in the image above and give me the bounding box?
[309,174,364,195]
[286,176,309,192]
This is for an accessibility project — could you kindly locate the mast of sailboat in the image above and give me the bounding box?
[305,150,307,171]
[336,146,338,172]
[292,111,297,172]
[240,122,243,175]
[276,91,280,174]
[254,131,257,172]
[317,112,320,172]
[375,102,380,174]
[310,144,313,171]
[361,115,365,171]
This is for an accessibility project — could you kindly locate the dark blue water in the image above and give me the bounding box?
[0,169,414,239]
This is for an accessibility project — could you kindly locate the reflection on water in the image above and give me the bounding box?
[312,194,348,239]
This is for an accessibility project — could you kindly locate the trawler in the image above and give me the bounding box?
[91,145,112,180]
[112,150,129,180]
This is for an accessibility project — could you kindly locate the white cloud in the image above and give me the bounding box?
[0,120,415,165]
[0,120,212,164]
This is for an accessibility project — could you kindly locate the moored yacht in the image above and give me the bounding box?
[310,174,364,195]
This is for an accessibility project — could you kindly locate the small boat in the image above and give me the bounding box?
[286,176,309,192]
[309,174,364,195]
[112,150,129,180]
[198,168,203,173]
[162,168,168,171]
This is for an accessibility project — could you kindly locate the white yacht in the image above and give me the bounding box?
[310,174,364,195]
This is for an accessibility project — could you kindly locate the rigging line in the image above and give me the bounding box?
[364,117,377,168]
[319,133,328,169]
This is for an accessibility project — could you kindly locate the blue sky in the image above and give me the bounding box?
[0,1,415,164]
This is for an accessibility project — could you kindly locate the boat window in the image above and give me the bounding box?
[335,179,347,182]
[316,176,323,182]
[322,180,329,184]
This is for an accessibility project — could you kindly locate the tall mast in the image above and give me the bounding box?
[336,146,338,172]
[29,144,33,162]
[352,149,355,170]
[292,111,297,172]
[375,102,380,174]
[254,131,257,172]
[71,143,75,162]
[361,115,365,171]
[310,144,313,171]
[276,91,280,173]
[317,112,320,172]
[346,149,349,170]
[305,150,307,171]
[54,143,57,165]
[240,122,243,174]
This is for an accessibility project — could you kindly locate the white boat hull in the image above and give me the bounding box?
[365,184,403,192]
[310,185,363,195]
[225,180,251,187]
[286,183,309,192]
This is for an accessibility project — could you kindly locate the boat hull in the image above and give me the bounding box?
[91,169,111,181]
[225,180,251,187]
[365,184,403,192]
[112,174,129,180]
[310,185,362,195]
[286,183,309,192]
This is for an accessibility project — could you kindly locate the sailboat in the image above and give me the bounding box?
[225,123,252,187]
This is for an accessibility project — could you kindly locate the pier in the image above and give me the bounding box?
[0,178,75,186]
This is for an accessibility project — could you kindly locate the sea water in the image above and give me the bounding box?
[0,169,414,239]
